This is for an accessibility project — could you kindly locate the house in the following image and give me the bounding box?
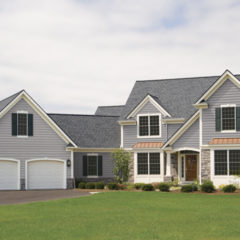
[0,69,240,190]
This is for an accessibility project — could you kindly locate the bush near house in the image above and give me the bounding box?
[181,184,198,193]
[158,183,170,192]
[107,183,119,190]
[200,180,215,193]
[95,182,105,189]
[223,184,237,193]
[142,184,154,191]
[85,182,95,189]
[118,183,126,190]
[134,183,145,190]
[78,182,86,189]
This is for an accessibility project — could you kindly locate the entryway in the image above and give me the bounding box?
[185,155,197,181]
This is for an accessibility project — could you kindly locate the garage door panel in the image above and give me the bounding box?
[0,160,19,190]
[27,160,65,189]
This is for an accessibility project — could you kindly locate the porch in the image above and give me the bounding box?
[165,149,200,184]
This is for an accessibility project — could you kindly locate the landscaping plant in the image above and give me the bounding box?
[158,183,170,192]
[78,182,86,189]
[85,182,95,189]
[134,183,144,190]
[142,184,154,191]
[200,180,215,193]
[107,183,119,190]
[223,184,237,193]
[95,182,105,189]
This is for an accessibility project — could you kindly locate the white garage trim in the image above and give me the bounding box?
[25,158,66,190]
[0,158,20,190]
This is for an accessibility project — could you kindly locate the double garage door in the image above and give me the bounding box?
[0,159,66,190]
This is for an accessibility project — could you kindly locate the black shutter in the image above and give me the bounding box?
[215,108,221,132]
[98,155,103,176]
[28,114,33,136]
[236,107,240,131]
[12,113,17,136]
[83,155,88,176]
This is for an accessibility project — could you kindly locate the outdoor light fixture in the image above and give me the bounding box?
[67,159,71,167]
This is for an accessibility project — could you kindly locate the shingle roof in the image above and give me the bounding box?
[209,138,240,145]
[95,105,125,117]
[120,75,240,120]
[133,142,163,148]
[0,90,24,112]
[48,114,120,148]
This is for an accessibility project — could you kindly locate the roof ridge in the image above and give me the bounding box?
[97,105,125,108]
[48,113,119,118]
[0,89,24,103]
[135,74,226,83]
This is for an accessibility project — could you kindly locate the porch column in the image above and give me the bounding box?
[160,152,164,181]
[166,151,171,176]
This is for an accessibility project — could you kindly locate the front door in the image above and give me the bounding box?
[185,155,197,181]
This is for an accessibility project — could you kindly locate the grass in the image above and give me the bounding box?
[1,192,240,240]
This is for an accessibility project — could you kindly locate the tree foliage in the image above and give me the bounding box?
[111,149,131,183]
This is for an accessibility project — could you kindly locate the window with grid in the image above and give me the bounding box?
[88,156,97,176]
[214,150,227,175]
[149,153,160,174]
[222,107,235,130]
[139,115,160,136]
[137,153,148,174]
[139,116,149,136]
[18,113,27,135]
[150,116,159,135]
[229,150,240,175]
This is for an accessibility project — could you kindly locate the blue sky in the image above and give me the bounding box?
[0,0,240,113]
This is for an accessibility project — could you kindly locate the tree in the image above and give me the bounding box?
[111,149,131,183]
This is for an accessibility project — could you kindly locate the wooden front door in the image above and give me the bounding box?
[185,155,197,181]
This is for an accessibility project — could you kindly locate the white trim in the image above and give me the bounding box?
[171,147,200,153]
[67,147,119,152]
[0,91,77,147]
[17,110,28,114]
[195,70,240,104]
[25,158,67,190]
[120,125,123,148]
[137,113,162,138]
[71,151,74,179]
[162,118,185,124]
[118,120,136,126]
[0,158,21,190]
[163,111,200,148]
[220,105,236,132]
[203,144,240,149]
[127,95,171,119]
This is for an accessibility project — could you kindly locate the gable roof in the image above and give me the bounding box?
[120,74,240,121]
[0,90,77,147]
[95,105,124,117]
[48,114,120,148]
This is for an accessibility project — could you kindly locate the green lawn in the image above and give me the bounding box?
[1,192,240,240]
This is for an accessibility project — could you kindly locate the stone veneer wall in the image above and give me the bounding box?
[201,149,211,181]
[128,152,134,183]
[171,153,178,178]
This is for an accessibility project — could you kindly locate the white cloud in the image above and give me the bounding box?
[0,0,240,113]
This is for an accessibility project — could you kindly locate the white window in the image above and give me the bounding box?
[137,153,160,175]
[222,107,236,131]
[138,114,161,137]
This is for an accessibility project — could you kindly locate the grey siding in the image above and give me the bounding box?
[167,124,182,139]
[123,101,167,148]
[202,79,240,144]
[0,98,71,179]
[172,119,199,149]
[74,152,114,178]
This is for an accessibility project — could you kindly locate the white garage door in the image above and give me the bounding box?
[0,160,19,190]
[27,160,65,190]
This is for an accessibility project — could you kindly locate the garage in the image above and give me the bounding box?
[26,160,66,190]
[0,159,20,190]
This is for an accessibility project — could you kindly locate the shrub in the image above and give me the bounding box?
[192,184,198,191]
[152,182,160,189]
[95,182,105,189]
[85,182,96,189]
[171,178,179,187]
[126,184,135,190]
[223,184,236,193]
[200,180,215,193]
[78,182,86,189]
[107,182,119,190]
[218,184,226,190]
[181,184,195,192]
[118,183,126,190]
[134,183,145,190]
[158,183,170,192]
[142,184,154,191]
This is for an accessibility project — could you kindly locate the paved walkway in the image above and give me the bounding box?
[0,189,91,205]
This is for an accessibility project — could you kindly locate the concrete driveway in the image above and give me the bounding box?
[0,190,91,205]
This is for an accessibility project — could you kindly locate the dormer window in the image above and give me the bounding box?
[138,114,161,137]
[18,113,27,135]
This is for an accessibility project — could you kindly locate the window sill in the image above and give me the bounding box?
[17,135,28,138]
[137,135,161,139]
[221,130,236,133]
[86,176,98,178]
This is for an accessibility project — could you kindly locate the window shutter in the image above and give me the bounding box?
[215,108,221,132]
[98,155,103,176]
[12,113,17,136]
[236,107,240,131]
[83,155,88,176]
[28,114,33,136]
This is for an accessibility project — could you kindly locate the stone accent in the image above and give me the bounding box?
[67,178,75,189]
[164,176,172,182]
[201,149,211,181]
[128,152,134,183]
[20,179,25,190]
[171,153,178,177]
